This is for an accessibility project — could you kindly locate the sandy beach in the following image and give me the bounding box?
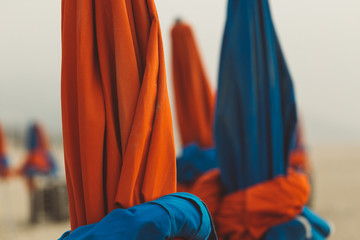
[310,145,360,240]
[0,144,359,239]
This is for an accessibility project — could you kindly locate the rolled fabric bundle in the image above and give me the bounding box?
[190,169,331,239]
[190,169,310,239]
[265,207,332,240]
[176,144,217,186]
[215,169,309,239]
[59,193,217,240]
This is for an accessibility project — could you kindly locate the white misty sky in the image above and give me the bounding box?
[0,0,359,145]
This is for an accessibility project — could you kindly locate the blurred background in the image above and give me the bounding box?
[0,0,359,239]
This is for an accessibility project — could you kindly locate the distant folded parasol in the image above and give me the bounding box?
[171,21,218,189]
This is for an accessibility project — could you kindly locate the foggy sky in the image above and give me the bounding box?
[0,0,359,145]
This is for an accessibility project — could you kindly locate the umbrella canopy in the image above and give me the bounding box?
[171,22,217,188]
[188,1,331,239]
[187,0,331,239]
[21,123,56,177]
[61,0,176,229]
[171,21,215,148]
[0,124,9,178]
[215,0,297,193]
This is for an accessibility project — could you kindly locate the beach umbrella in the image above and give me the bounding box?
[171,21,215,149]
[61,1,217,237]
[61,0,176,229]
[20,123,57,178]
[189,0,331,239]
[171,21,217,189]
[0,124,9,178]
[61,2,216,238]
[215,0,297,192]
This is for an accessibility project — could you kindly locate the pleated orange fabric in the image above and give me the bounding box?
[171,22,215,148]
[190,169,310,240]
[61,0,176,230]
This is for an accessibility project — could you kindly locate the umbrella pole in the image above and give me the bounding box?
[1,180,18,240]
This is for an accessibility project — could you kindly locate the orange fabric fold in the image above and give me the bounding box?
[190,169,310,240]
[289,120,311,173]
[289,150,310,173]
[61,0,176,229]
[190,169,222,215]
[23,151,52,173]
[171,22,215,148]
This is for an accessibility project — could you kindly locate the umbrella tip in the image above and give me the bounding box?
[175,17,183,24]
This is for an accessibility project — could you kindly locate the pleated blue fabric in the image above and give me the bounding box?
[215,0,297,193]
[177,144,217,185]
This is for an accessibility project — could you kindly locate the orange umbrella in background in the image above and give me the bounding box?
[171,21,218,192]
[61,0,176,230]
[0,124,10,178]
[171,21,215,149]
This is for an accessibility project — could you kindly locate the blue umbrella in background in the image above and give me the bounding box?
[18,123,57,192]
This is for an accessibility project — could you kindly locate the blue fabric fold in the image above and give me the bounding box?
[59,192,217,240]
[301,207,332,238]
[215,0,298,193]
[177,144,218,184]
[265,207,332,240]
